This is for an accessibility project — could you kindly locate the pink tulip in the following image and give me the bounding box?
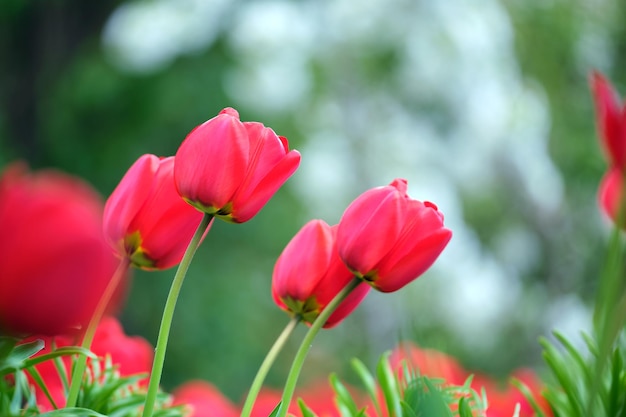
[272,220,370,328]
[174,108,301,223]
[336,179,451,292]
[103,154,206,270]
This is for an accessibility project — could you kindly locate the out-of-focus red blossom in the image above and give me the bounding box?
[0,164,119,336]
[103,154,206,270]
[272,219,370,328]
[598,167,626,227]
[591,71,626,170]
[25,317,153,410]
[172,380,238,417]
[296,379,368,417]
[389,342,551,417]
[336,178,452,293]
[174,107,301,223]
[389,342,467,386]
[473,369,550,417]
[247,387,298,417]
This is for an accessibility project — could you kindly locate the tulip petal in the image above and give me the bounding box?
[232,149,301,222]
[103,155,158,248]
[592,72,626,168]
[337,184,406,275]
[175,110,249,210]
[272,220,334,302]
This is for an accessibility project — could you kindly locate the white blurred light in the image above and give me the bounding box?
[103,0,231,73]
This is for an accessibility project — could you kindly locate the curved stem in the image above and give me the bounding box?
[142,213,213,417]
[276,277,362,417]
[66,258,130,408]
[240,316,301,417]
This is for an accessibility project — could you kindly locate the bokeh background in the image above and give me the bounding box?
[2,0,625,404]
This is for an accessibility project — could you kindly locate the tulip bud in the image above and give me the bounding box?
[103,154,206,270]
[337,179,452,292]
[272,220,369,328]
[174,108,301,223]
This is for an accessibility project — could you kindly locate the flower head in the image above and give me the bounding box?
[272,219,369,328]
[336,179,452,292]
[174,108,301,223]
[103,154,206,270]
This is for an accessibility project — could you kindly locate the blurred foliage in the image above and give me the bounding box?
[2,0,626,405]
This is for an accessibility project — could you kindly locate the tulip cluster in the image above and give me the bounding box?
[0,105,462,417]
[272,179,452,328]
[592,72,626,227]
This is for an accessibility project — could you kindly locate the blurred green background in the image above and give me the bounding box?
[2,0,625,404]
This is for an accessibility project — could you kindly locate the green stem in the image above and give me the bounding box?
[142,213,213,417]
[240,316,301,417]
[66,258,129,408]
[276,277,363,417]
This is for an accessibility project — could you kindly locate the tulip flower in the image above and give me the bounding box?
[272,219,370,328]
[172,380,239,417]
[103,154,206,270]
[174,107,301,223]
[591,72,626,170]
[336,179,452,293]
[0,164,118,336]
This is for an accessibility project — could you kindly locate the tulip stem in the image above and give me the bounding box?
[66,258,130,408]
[142,213,213,417]
[240,316,301,417]
[276,277,363,417]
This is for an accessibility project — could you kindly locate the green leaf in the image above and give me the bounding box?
[351,358,381,417]
[297,398,318,417]
[0,339,44,375]
[376,351,402,417]
[39,407,109,417]
[510,377,548,417]
[330,373,359,415]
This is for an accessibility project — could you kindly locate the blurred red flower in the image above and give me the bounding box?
[336,179,452,292]
[389,342,551,417]
[172,380,239,417]
[591,72,626,228]
[272,219,370,328]
[247,387,298,417]
[0,164,119,336]
[103,154,206,270]
[591,71,626,170]
[26,316,153,410]
[174,107,301,223]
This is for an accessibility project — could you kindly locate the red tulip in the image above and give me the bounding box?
[26,316,153,410]
[0,164,118,336]
[272,220,370,328]
[591,72,626,170]
[172,380,239,417]
[174,108,301,223]
[336,179,452,293]
[103,154,207,270]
